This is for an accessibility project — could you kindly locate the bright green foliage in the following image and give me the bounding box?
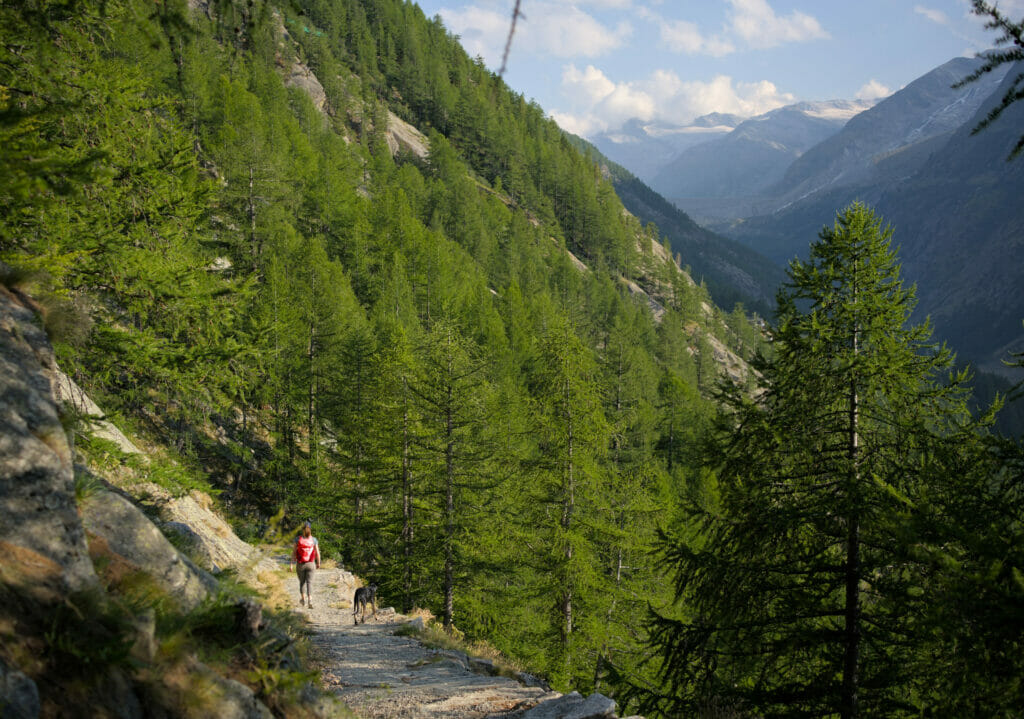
[640,204,982,717]
[2,0,764,702]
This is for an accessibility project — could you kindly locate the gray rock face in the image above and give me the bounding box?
[191,660,275,719]
[81,489,218,610]
[285,62,328,114]
[152,487,275,578]
[53,369,142,456]
[0,660,40,719]
[564,692,617,719]
[522,691,584,719]
[0,287,96,594]
[386,111,429,159]
[523,691,622,719]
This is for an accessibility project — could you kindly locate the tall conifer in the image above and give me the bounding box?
[643,204,974,718]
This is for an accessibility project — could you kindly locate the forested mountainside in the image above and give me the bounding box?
[4,1,1024,717]
[0,0,763,702]
[565,135,785,315]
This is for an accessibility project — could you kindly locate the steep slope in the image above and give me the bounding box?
[1,0,769,710]
[0,287,348,719]
[652,100,873,206]
[613,174,784,314]
[723,62,1024,373]
[764,57,1009,211]
[583,145,786,314]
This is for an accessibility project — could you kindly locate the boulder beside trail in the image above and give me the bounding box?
[523,691,621,719]
[564,692,617,719]
[0,659,40,719]
[522,691,584,719]
[81,489,219,611]
[0,287,97,594]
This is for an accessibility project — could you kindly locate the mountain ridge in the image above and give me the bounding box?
[718,59,1024,374]
[649,99,875,202]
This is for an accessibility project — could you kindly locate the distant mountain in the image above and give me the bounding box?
[567,135,786,315]
[589,114,741,185]
[652,100,874,208]
[722,61,1024,374]
[763,57,1010,212]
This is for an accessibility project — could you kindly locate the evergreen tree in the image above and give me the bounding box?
[524,304,611,685]
[409,316,502,631]
[641,204,976,718]
[956,1,1024,159]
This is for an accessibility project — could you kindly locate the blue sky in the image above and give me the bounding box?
[412,0,1020,137]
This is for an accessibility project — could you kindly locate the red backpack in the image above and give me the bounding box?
[295,535,318,564]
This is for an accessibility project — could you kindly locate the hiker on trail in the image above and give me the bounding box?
[290,521,321,608]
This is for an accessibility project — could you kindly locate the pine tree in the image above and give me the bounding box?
[409,316,501,631]
[525,304,611,685]
[955,1,1024,159]
[641,203,976,718]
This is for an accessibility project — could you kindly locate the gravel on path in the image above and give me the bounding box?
[288,561,558,719]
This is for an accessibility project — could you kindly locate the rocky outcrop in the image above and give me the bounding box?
[386,111,429,159]
[81,489,219,610]
[0,659,40,719]
[146,658,274,719]
[285,62,329,114]
[54,369,142,456]
[0,287,96,594]
[143,484,275,577]
[0,286,335,719]
[523,691,619,719]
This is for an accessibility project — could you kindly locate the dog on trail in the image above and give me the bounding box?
[353,583,378,624]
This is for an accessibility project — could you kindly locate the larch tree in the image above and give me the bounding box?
[641,203,975,718]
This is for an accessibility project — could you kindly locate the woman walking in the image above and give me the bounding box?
[290,521,321,608]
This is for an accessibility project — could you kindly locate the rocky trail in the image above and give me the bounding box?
[293,563,632,719]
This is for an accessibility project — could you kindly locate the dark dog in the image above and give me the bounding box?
[353,583,378,624]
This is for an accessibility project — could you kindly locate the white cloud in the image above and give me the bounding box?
[727,0,829,48]
[439,5,509,65]
[855,79,892,100]
[661,19,735,56]
[549,111,597,137]
[552,64,795,136]
[561,64,617,107]
[439,2,631,67]
[914,5,949,25]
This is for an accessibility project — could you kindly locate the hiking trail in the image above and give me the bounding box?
[292,561,591,719]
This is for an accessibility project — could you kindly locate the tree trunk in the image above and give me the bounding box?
[443,336,456,632]
[561,374,574,657]
[842,264,861,719]
[594,542,623,691]
[248,164,258,266]
[402,376,414,614]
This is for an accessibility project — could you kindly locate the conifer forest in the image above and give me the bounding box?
[2,0,1022,717]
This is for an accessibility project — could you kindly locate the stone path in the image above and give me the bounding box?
[292,563,559,719]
